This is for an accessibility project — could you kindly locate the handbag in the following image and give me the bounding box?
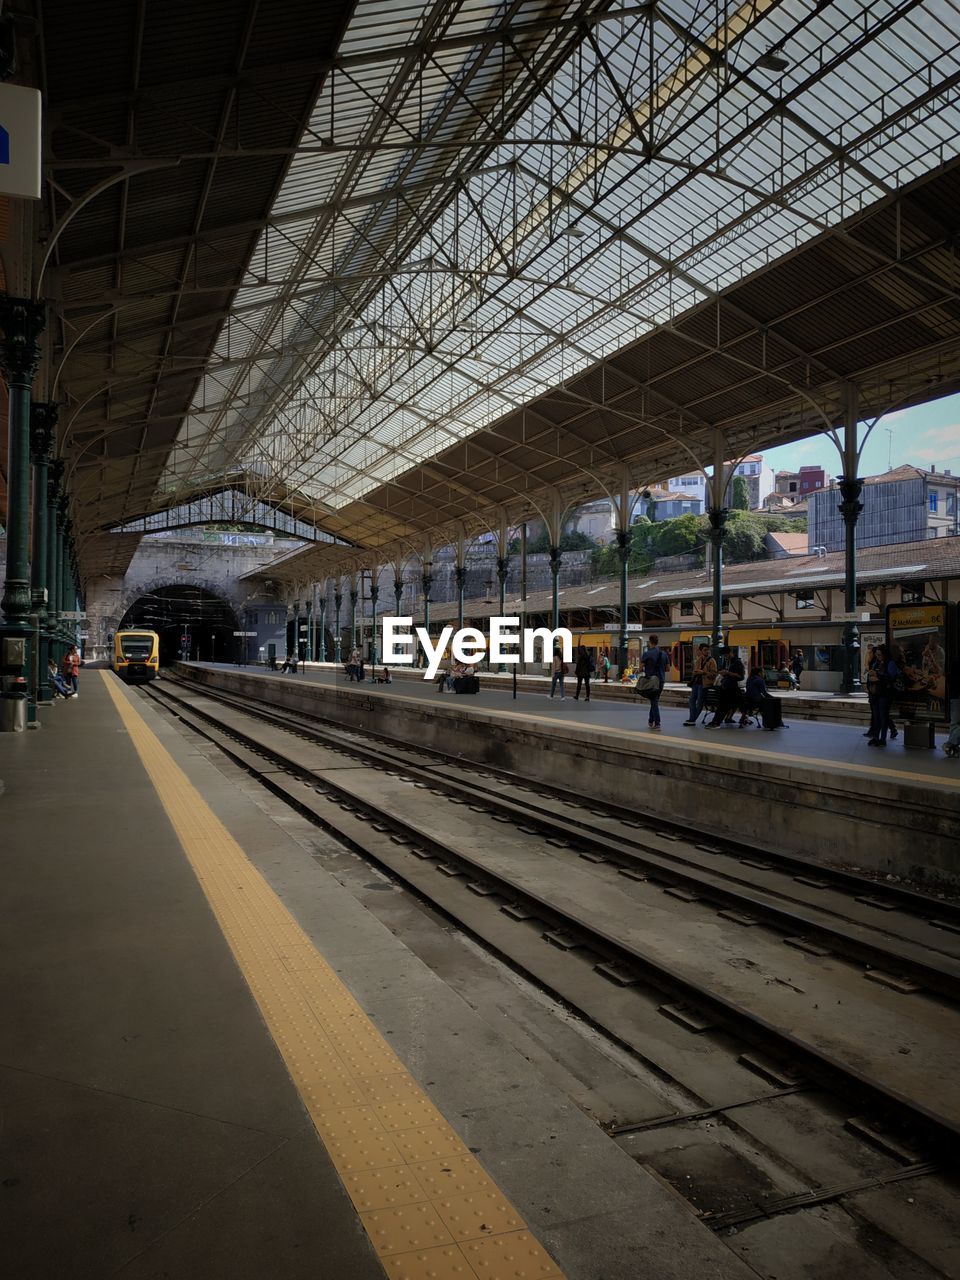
[635,675,660,696]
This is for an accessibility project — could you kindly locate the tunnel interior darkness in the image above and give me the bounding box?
[118,586,239,665]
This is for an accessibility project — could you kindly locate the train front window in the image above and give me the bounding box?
[121,638,153,659]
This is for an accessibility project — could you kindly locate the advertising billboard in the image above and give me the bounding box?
[885,603,953,723]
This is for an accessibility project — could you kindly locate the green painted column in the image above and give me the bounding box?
[706,507,728,657]
[349,586,358,652]
[30,403,57,706]
[549,545,562,631]
[615,528,630,676]
[46,459,63,664]
[421,567,432,650]
[334,590,343,665]
[0,297,45,732]
[370,582,380,667]
[496,555,508,671]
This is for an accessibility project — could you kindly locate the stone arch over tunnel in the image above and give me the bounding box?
[118,584,239,665]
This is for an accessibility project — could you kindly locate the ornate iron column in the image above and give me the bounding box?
[549,545,562,631]
[316,594,326,662]
[303,599,311,662]
[496,555,508,670]
[349,583,358,651]
[370,580,380,667]
[421,565,433,647]
[454,563,466,632]
[30,402,57,706]
[0,298,45,731]
[839,385,863,695]
[705,507,728,656]
[334,589,343,665]
[615,528,630,675]
[46,459,63,665]
[292,600,301,664]
[393,571,403,619]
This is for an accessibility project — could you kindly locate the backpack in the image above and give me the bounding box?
[588,655,596,674]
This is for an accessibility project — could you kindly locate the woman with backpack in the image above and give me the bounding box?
[549,647,567,699]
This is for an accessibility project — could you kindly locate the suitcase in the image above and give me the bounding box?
[760,696,783,730]
[453,675,479,695]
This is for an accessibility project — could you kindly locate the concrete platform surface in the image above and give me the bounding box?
[199,661,958,780]
[0,675,756,1280]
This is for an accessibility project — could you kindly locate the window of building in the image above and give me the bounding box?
[929,491,939,512]
[856,588,866,607]
[901,584,926,604]
[793,590,815,609]
[247,611,258,625]
[680,600,695,616]
[721,595,732,610]
[789,481,797,492]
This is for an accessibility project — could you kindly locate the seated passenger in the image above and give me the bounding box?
[48,658,73,698]
[739,667,766,725]
[706,649,744,727]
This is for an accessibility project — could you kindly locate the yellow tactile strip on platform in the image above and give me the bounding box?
[102,673,564,1280]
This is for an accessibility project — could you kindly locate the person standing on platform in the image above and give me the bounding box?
[790,649,804,687]
[600,650,611,683]
[640,634,668,731]
[706,648,744,727]
[683,643,715,725]
[63,645,81,698]
[943,654,960,758]
[574,645,593,702]
[549,648,566,700]
[868,644,899,747]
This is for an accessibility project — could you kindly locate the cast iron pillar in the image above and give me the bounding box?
[369,582,380,667]
[292,600,301,664]
[303,600,312,663]
[349,586,358,651]
[46,458,63,665]
[422,567,433,649]
[549,545,562,632]
[0,298,45,731]
[393,572,404,619]
[454,563,466,633]
[316,595,326,662]
[495,555,508,670]
[839,385,863,696]
[334,590,343,665]
[838,477,865,695]
[615,528,630,675]
[30,402,57,706]
[705,507,728,656]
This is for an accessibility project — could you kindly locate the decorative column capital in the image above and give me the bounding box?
[454,565,466,591]
[496,555,508,582]
[615,528,630,558]
[421,572,433,600]
[548,545,562,574]
[837,477,864,524]
[369,583,379,604]
[30,401,59,463]
[334,590,343,610]
[0,296,45,387]
[705,506,728,543]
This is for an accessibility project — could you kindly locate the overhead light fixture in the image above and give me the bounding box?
[561,224,586,239]
[757,50,789,72]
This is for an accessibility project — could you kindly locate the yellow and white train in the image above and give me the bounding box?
[112,629,160,683]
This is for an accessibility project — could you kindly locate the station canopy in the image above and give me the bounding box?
[43,0,960,574]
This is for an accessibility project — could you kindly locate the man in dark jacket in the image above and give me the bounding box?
[574,645,594,702]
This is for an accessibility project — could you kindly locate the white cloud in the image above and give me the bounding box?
[910,423,960,463]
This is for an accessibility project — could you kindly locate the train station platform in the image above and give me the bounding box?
[184,663,960,887]
[1,672,755,1280]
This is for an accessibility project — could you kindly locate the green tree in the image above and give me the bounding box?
[650,512,703,558]
[724,511,769,562]
[731,475,751,510]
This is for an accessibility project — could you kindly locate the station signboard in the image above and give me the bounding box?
[0,83,41,199]
[885,602,954,723]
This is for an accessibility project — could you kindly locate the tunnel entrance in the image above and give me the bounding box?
[119,586,239,665]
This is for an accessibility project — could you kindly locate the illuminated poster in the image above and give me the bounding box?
[885,603,950,723]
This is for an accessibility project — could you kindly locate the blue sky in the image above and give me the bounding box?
[762,390,960,479]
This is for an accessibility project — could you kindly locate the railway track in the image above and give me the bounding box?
[140,672,960,1272]
[145,673,960,1159]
